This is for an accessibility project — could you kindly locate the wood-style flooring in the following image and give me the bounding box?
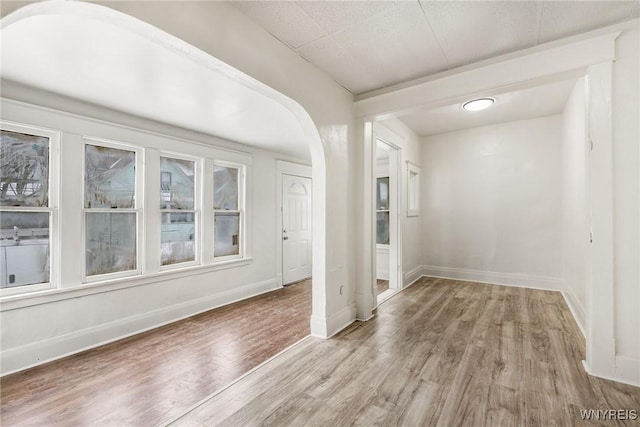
[174,277,640,426]
[376,279,389,296]
[0,279,312,426]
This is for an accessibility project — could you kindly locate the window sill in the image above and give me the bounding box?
[0,257,253,311]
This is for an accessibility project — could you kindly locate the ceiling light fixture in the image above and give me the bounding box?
[462,97,495,111]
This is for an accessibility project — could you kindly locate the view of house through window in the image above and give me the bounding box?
[0,129,51,288]
[2,123,249,292]
[376,177,390,245]
[84,143,137,277]
[160,156,196,266]
[213,164,241,257]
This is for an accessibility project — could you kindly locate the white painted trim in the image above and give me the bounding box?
[561,290,586,338]
[583,356,640,388]
[372,135,403,294]
[1,257,254,311]
[376,288,400,306]
[212,160,247,261]
[0,120,60,296]
[1,278,279,376]
[614,356,640,387]
[403,265,423,287]
[406,161,420,217]
[355,121,376,321]
[82,137,144,283]
[276,160,312,177]
[421,266,562,291]
[356,28,623,118]
[586,61,616,379]
[310,303,356,339]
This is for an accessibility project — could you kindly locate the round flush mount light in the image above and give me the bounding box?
[462,97,495,111]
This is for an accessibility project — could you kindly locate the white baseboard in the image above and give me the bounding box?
[403,265,424,288]
[583,356,640,388]
[561,289,586,337]
[615,356,640,387]
[421,265,562,291]
[1,278,280,376]
[310,303,356,339]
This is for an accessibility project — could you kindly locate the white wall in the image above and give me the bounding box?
[561,77,588,333]
[374,119,423,286]
[421,115,563,289]
[611,23,639,375]
[0,1,358,373]
[93,0,358,338]
[0,98,294,374]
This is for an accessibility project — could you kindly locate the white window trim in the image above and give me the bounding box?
[0,121,59,297]
[407,161,420,217]
[82,137,143,283]
[159,152,201,271]
[213,160,246,262]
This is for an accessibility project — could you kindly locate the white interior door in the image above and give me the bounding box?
[282,174,312,284]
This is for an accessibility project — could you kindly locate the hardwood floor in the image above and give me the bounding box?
[173,277,640,427]
[0,279,312,426]
[376,279,389,296]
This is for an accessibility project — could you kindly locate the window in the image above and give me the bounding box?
[376,177,390,245]
[84,141,139,278]
[213,163,243,258]
[0,124,57,293]
[160,156,197,266]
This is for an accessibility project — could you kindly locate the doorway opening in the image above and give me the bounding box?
[374,137,401,304]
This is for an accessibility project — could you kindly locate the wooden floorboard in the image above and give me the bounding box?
[0,280,312,426]
[173,278,640,427]
[377,279,389,296]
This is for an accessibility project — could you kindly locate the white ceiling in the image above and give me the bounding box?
[0,10,310,160]
[233,1,639,95]
[398,78,577,136]
[1,2,637,156]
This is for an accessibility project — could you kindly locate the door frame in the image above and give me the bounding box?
[276,160,312,287]
[371,134,403,306]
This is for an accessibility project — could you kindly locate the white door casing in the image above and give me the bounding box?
[282,174,312,284]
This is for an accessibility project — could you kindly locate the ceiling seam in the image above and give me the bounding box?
[417,0,452,70]
[292,2,400,95]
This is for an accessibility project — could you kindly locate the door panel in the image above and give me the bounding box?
[282,174,312,284]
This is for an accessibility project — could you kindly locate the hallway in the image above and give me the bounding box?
[0,280,312,426]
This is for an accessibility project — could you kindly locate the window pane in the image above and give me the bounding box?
[85,145,135,208]
[214,212,239,257]
[213,166,238,210]
[86,212,136,276]
[376,211,390,245]
[376,177,389,210]
[160,157,194,210]
[0,212,50,287]
[161,212,195,265]
[0,130,49,207]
